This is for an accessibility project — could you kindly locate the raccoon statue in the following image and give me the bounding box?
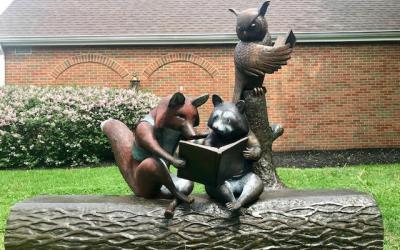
[202,94,264,212]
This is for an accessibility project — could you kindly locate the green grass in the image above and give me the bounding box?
[278,165,400,250]
[0,164,399,249]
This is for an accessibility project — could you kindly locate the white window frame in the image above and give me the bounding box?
[0,45,5,87]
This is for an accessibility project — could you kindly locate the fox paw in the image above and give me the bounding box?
[164,209,174,219]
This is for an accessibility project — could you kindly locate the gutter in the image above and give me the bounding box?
[0,44,4,87]
[0,31,399,46]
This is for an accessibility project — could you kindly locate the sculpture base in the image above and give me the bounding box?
[5,190,383,249]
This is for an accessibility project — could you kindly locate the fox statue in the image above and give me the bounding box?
[101,92,209,217]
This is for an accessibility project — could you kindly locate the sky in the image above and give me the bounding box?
[0,0,14,15]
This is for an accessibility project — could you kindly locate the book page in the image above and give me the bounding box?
[218,137,248,153]
[179,140,219,152]
[177,141,220,186]
[274,29,296,48]
[218,137,248,184]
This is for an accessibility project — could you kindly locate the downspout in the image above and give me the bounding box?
[0,44,4,87]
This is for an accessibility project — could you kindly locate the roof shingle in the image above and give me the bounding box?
[0,0,399,38]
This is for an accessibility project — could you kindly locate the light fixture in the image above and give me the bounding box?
[130,72,140,89]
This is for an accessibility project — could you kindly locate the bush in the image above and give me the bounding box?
[0,86,159,168]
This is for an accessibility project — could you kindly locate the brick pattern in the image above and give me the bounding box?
[55,62,128,88]
[4,43,400,151]
[51,54,130,79]
[143,53,218,78]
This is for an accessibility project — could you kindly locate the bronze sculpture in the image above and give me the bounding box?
[5,191,383,249]
[100,1,295,215]
[230,1,294,188]
[101,92,209,208]
[200,94,264,212]
[4,2,384,249]
[230,1,293,102]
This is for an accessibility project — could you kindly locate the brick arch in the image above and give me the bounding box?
[143,53,218,78]
[51,54,130,79]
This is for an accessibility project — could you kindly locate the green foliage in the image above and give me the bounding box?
[0,164,398,249]
[0,86,159,168]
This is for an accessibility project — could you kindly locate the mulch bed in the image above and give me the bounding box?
[273,148,400,168]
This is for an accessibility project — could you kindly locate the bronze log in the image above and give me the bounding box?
[5,190,383,249]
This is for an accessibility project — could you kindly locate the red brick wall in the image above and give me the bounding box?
[4,43,400,151]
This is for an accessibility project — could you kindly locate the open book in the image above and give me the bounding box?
[274,29,296,48]
[177,137,248,186]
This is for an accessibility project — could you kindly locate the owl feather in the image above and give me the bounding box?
[230,1,293,102]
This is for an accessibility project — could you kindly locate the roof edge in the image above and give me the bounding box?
[0,31,399,46]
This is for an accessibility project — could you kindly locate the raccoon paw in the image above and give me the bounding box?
[175,192,194,204]
[239,207,248,216]
[243,146,261,161]
[226,201,242,212]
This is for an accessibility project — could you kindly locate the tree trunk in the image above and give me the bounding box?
[5,190,383,249]
[242,89,284,188]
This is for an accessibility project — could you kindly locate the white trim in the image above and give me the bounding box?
[0,44,5,87]
[0,31,399,46]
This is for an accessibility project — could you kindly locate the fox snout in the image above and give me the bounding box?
[181,121,197,139]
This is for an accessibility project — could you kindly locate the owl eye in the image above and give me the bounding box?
[248,22,257,30]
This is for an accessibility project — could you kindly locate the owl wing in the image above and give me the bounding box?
[235,42,292,77]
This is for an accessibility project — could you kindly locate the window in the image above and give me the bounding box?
[15,47,32,55]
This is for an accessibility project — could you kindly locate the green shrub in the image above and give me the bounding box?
[0,86,159,168]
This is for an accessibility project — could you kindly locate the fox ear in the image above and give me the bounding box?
[191,94,209,107]
[259,1,270,16]
[212,94,223,106]
[228,8,239,16]
[168,92,186,108]
[236,100,245,113]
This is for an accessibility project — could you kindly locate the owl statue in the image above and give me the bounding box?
[229,1,294,102]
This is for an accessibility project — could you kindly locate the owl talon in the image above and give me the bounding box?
[253,87,266,96]
[254,88,258,96]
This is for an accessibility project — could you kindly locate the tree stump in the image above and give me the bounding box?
[5,190,383,249]
[242,89,285,189]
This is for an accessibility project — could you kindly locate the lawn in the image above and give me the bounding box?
[0,164,399,249]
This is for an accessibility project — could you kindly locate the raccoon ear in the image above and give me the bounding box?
[236,100,246,113]
[228,8,239,16]
[212,94,223,106]
[191,94,209,107]
[259,1,270,16]
[168,92,186,108]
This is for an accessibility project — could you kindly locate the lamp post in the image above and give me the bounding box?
[130,72,140,89]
